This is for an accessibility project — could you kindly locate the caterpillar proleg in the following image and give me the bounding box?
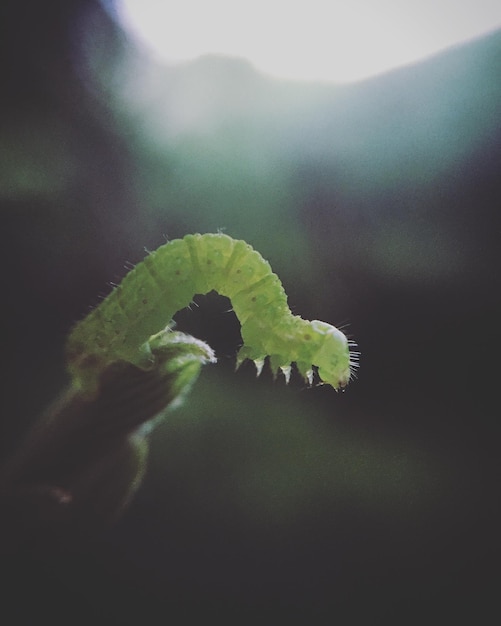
[66,234,357,393]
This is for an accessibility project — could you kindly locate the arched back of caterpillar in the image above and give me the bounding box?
[66,233,358,393]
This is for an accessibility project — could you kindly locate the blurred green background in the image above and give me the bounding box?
[1,0,500,622]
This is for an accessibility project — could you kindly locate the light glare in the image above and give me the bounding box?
[118,0,501,82]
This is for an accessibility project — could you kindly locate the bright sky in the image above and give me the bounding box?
[117,0,501,83]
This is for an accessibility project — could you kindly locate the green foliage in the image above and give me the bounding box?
[0,330,215,535]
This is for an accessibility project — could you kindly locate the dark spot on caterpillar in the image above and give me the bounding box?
[175,270,181,275]
[251,296,257,302]
[207,260,212,265]
[142,299,148,305]
[304,334,311,341]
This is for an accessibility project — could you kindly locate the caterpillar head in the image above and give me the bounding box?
[307,320,355,389]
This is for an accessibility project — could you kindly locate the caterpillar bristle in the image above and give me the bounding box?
[280,364,292,384]
[253,358,265,377]
[305,369,314,386]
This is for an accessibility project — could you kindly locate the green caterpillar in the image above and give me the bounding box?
[66,233,357,393]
